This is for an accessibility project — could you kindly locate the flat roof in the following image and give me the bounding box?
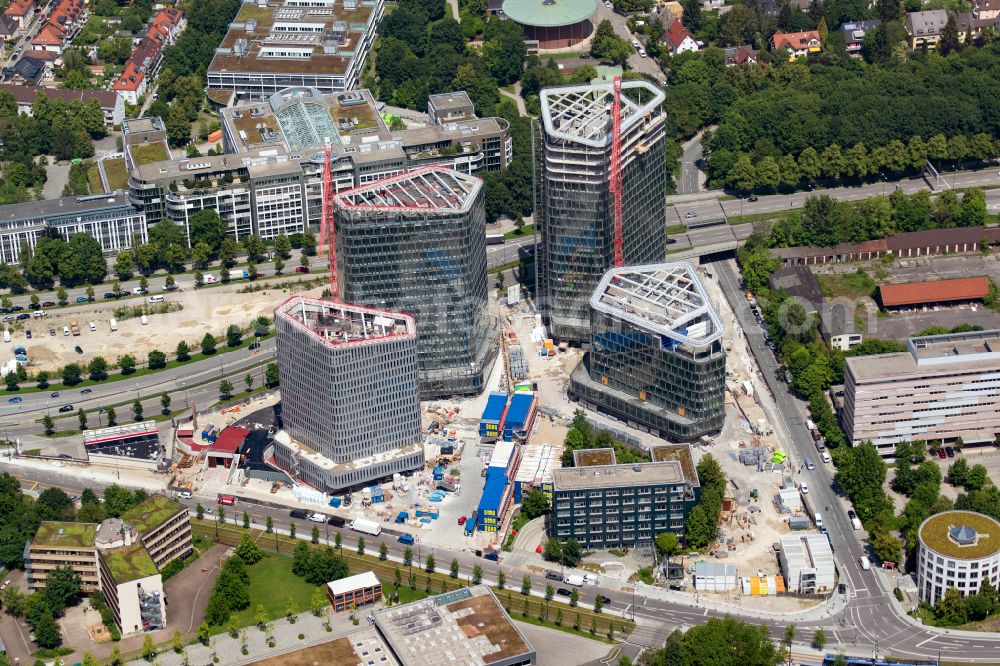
[554,459,688,490]
[649,444,698,487]
[572,448,616,467]
[919,511,1000,560]
[32,521,97,549]
[247,627,395,666]
[878,276,990,307]
[501,0,595,27]
[102,542,159,583]
[121,494,186,535]
[326,570,380,595]
[274,429,422,473]
[334,166,481,213]
[210,426,251,455]
[275,295,415,350]
[373,586,533,666]
[427,91,472,111]
[540,80,665,148]
[83,421,158,445]
[0,192,134,224]
[846,329,1000,381]
[591,262,724,347]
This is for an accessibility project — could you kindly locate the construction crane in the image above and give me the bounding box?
[609,75,624,269]
[319,138,339,299]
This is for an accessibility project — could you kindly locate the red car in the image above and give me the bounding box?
[295,266,309,273]
[938,448,947,460]
[458,515,467,525]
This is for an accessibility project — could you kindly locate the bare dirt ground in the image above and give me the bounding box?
[20,276,322,371]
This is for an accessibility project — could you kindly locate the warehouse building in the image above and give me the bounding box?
[537,81,668,342]
[779,534,835,593]
[273,296,424,493]
[917,510,1000,605]
[844,329,1000,456]
[569,262,727,441]
[333,167,497,398]
[550,445,699,548]
[877,276,991,311]
[206,0,383,101]
[373,586,536,666]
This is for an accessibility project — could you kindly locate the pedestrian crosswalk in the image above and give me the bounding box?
[627,621,671,648]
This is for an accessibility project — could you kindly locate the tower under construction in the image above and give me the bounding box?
[333,166,497,399]
[537,81,668,343]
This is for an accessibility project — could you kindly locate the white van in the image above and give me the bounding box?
[63,326,70,336]
[805,419,816,431]
[148,295,164,304]
[821,451,831,464]
[88,321,96,332]
[814,512,823,528]
[859,556,871,571]
[109,318,118,332]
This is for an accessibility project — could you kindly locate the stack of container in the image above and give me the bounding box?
[477,441,523,533]
[369,486,385,503]
[513,442,564,504]
[503,391,538,442]
[539,339,555,357]
[507,345,527,380]
[479,392,509,442]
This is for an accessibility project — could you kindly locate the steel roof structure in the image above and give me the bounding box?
[333,165,481,212]
[590,262,724,347]
[275,295,415,349]
[539,80,665,148]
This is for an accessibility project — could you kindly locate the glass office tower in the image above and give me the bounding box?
[538,81,668,343]
[333,166,497,398]
[569,263,727,440]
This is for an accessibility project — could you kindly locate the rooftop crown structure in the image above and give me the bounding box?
[333,166,497,398]
[273,295,424,492]
[537,81,668,342]
[570,262,727,440]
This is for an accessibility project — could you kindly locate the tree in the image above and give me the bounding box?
[3,371,17,391]
[569,588,579,607]
[118,354,136,374]
[147,350,167,369]
[521,575,531,595]
[310,525,319,544]
[235,533,262,564]
[114,250,134,279]
[142,634,157,661]
[655,532,680,557]
[265,515,273,532]
[311,587,326,616]
[497,569,506,589]
[226,324,243,347]
[176,341,191,362]
[243,235,266,262]
[813,628,826,650]
[939,13,961,54]
[473,563,483,584]
[729,154,756,193]
[220,238,240,267]
[755,156,780,190]
[255,604,269,629]
[219,380,234,400]
[334,531,342,551]
[273,234,291,259]
[132,399,143,421]
[265,362,280,387]
[77,408,87,430]
[797,146,821,182]
[166,102,192,146]
[106,405,116,426]
[521,489,549,519]
[380,543,389,561]
[201,333,217,355]
[590,20,632,66]
[61,363,82,385]
[594,594,604,613]
[189,210,228,253]
[426,553,436,573]
[299,254,310,272]
[160,392,171,414]
[196,503,205,520]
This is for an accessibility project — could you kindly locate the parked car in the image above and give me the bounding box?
[42,301,55,307]
[748,196,759,202]
[49,328,55,336]
[81,388,92,394]
[58,404,73,413]
[76,296,88,303]
[457,515,467,525]
[1,315,13,322]
[800,482,809,494]
[295,266,308,273]
[848,509,857,520]
[945,446,955,458]
[938,448,948,460]
[684,211,697,218]
[10,306,23,312]
[25,330,31,339]
[556,588,572,597]
[178,490,193,499]
[805,459,815,470]
[16,313,29,320]
[838,583,847,594]
[74,346,83,354]
[103,292,117,300]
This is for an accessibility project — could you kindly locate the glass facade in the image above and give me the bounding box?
[538,82,668,342]
[335,172,497,398]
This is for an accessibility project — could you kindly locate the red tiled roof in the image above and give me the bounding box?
[113,62,145,91]
[772,30,821,50]
[4,0,32,18]
[664,19,694,50]
[209,427,251,455]
[31,25,62,44]
[878,276,990,307]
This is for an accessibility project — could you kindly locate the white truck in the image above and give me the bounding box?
[350,517,382,536]
[109,318,118,332]
[563,574,585,587]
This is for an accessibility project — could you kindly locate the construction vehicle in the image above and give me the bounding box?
[70,321,81,336]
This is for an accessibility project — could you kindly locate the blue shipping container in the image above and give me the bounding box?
[477,468,508,532]
[479,392,509,439]
[503,392,537,441]
[433,465,445,480]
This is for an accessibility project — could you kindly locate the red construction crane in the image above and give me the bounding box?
[609,75,624,268]
[319,138,339,300]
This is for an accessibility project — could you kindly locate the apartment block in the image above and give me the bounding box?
[25,522,99,592]
[206,0,383,101]
[549,444,699,549]
[120,494,192,570]
[569,263,726,440]
[538,81,668,342]
[0,192,146,264]
[98,543,165,635]
[273,296,424,492]
[333,167,497,398]
[843,329,1000,456]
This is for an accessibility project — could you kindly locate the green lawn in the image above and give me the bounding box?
[87,164,105,194]
[666,224,687,235]
[129,142,170,166]
[230,552,321,627]
[816,270,877,300]
[504,225,534,239]
[103,158,128,191]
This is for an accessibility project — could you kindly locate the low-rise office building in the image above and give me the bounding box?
[206,0,383,101]
[25,522,100,592]
[326,570,382,611]
[120,494,191,570]
[779,534,835,593]
[843,329,1000,455]
[917,510,1000,605]
[569,263,726,441]
[550,445,700,549]
[98,542,165,635]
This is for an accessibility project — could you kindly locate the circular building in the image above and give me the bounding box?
[917,510,1000,605]
[501,0,596,50]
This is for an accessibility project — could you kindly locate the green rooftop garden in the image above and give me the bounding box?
[920,511,1000,560]
[103,157,128,192]
[103,543,159,583]
[33,521,97,548]
[122,494,186,535]
[128,141,170,166]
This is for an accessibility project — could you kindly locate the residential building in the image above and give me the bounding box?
[819,299,863,352]
[843,329,1000,455]
[917,511,1000,605]
[3,0,33,31]
[877,276,990,310]
[779,534,835,593]
[840,20,880,54]
[120,494,191,570]
[0,83,124,125]
[206,0,384,101]
[25,522,100,592]
[723,45,758,66]
[272,296,424,493]
[373,586,536,666]
[537,81,668,342]
[974,0,999,20]
[663,18,698,53]
[113,7,183,104]
[333,167,497,398]
[0,192,147,265]
[954,11,996,40]
[325,571,382,611]
[31,0,87,54]
[549,444,700,548]
[0,14,18,42]
[98,543,165,636]
[906,10,949,49]
[771,30,822,59]
[11,55,46,84]
[569,263,727,440]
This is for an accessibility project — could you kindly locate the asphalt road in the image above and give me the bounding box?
[676,132,704,196]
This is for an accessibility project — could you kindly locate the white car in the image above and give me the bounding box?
[307,512,328,523]
[632,40,640,49]
[805,459,815,470]
[639,48,647,58]
[800,482,809,494]
[178,490,193,499]
[859,556,871,571]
